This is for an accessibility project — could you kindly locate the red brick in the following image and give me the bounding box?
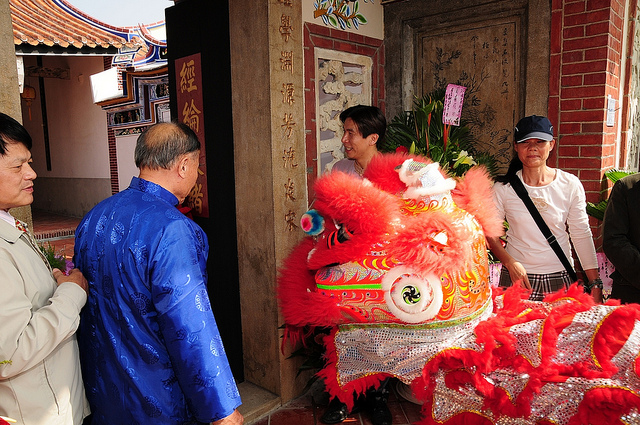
[563,26,585,39]
[584,46,609,60]
[551,11,563,54]
[564,35,610,51]
[348,32,365,44]
[562,146,581,156]
[579,169,606,181]
[356,44,376,56]
[564,9,611,26]
[584,72,607,85]
[334,40,357,53]
[363,35,383,48]
[310,34,333,49]
[559,122,582,134]
[561,74,583,87]
[580,145,605,157]
[559,157,602,169]
[561,99,582,111]
[562,110,604,123]
[587,0,613,11]
[581,122,605,133]
[562,60,607,75]
[548,95,560,124]
[330,28,350,41]
[564,2,586,14]
[561,85,606,99]
[560,134,605,145]
[378,63,385,99]
[562,51,584,63]
[549,54,561,95]
[585,21,611,36]
[582,180,605,194]
[583,97,605,109]
[308,22,331,37]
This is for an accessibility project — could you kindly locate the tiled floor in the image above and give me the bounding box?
[31,209,81,261]
[250,380,423,425]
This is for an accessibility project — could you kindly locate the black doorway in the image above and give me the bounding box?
[166,0,244,381]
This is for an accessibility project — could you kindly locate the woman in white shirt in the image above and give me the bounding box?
[487,115,602,302]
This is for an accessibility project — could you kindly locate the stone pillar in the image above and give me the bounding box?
[0,0,32,226]
[230,0,310,402]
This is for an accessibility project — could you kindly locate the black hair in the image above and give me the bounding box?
[495,155,523,183]
[0,113,32,155]
[339,105,386,143]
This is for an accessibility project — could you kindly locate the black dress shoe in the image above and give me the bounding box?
[370,396,392,425]
[321,398,350,424]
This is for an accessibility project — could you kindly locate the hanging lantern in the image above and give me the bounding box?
[20,85,36,120]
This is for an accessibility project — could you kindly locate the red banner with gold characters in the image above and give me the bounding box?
[175,53,209,218]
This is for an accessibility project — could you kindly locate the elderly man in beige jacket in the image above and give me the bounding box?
[0,112,90,425]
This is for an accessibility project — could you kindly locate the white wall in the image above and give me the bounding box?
[116,134,139,191]
[20,55,112,216]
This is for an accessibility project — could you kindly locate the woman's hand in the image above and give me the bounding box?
[505,261,531,290]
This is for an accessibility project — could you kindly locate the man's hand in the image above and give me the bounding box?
[212,409,243,425]
[53,268,88,293]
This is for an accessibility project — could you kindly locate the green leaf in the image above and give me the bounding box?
[586,200,607,221]
[606,169,636,184]
[355,13,367,24]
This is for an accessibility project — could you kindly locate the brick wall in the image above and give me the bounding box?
[549,0,630,247]
[303,22,385,201]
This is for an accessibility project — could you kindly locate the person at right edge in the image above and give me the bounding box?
[487,115,602,303]
[602,172,640,303]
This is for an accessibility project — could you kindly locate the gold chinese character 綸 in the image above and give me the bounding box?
[182,100,202,133]
[186,183,204,214]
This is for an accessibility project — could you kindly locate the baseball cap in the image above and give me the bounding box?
[514,115,554,143]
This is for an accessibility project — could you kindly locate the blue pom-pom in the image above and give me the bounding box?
[300,209,325,236]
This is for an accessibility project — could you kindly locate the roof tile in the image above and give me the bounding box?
[10,0,147,50]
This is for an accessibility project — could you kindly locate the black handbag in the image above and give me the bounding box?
[510,175,578,282]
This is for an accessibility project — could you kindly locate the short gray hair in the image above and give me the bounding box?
[134,122,200,169]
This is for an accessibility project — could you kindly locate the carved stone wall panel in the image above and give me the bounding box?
[385,0,550,175]
[418,19,520,170]
[315,48,372,175]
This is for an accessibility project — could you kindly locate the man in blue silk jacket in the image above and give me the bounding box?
[74,122,243,425]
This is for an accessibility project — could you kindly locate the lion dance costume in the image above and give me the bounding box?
[278,153,640,425]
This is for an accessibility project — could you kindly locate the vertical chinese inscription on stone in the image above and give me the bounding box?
[420,21,518,171]
[175,53,209,217]
[273,0,302,233]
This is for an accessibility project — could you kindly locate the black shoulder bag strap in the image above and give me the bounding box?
[510,175,578,282]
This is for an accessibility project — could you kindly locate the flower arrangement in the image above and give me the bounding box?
[379,88,498,178]
[39,242,73,273]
